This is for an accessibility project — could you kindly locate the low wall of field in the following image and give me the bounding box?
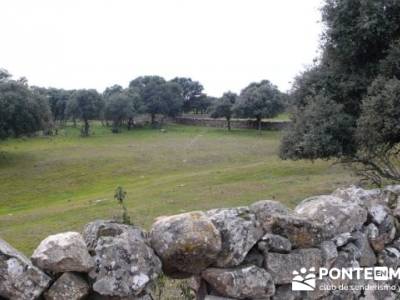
[174,116,289,131]
[1,185,400,299]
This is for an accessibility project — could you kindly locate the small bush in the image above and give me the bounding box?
[114,186,131,225]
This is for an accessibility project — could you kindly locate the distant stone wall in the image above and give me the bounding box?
[1,185,400,299]
[174,116,289,131]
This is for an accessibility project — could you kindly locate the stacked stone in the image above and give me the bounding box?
[0,223,162,300]
[0,185,400,299]
[149,185,400,300]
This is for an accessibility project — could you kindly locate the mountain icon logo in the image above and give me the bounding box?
[292,267,316,291]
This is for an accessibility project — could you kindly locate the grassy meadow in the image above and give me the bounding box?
[0,123,356,254]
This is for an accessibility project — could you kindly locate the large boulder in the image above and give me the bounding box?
[82,220,137,253]
[0,238,51,300]
[273,285,302,300]
[333,185,383,202]
[249,200,291,232]
[264,248,322,284]
[44,272,89,300]
[270,214,326,248]
[365,223,385,252]
[390,201,400,219]
[83,221,162,298]
[31,232,94,273]
[391,237,400,251]
[332,232,353,247]
[385,185,400,194]
[368,204,397,247]
[258,233,292,254]
[369,204,391,225]
[250,199,324,249]
[206,207,263,267]
[295,195,367,236]
[188,276,208,299]
[351,231,376,267]
[150,211,222,277]
[319,240,338,268]
[202,265,275,299]
[385,185,400,218]
[341,242,362,261]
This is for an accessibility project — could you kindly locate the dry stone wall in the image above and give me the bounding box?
[174,117,289,131]
[1,185,400,299]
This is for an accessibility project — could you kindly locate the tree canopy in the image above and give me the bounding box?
[68,89,104,136]
[235,80,283,131]
[0,71,52,139]
[210,91,238,130]
[129,76,183,125]
[32,87,73,123]
[350,77,400,184]
[280,0,400,184]
[171,77,205,113]
[104,87,143,131]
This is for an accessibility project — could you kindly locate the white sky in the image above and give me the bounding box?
[0,0,323,97]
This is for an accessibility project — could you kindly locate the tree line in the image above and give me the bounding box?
[0,70,286,138]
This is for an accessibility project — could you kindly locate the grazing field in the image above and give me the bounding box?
[0,124,355,254]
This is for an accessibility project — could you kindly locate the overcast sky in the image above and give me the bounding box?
[0,0,323,97]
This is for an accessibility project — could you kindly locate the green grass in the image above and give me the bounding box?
[266,112,290,121]
[0,123,355,254]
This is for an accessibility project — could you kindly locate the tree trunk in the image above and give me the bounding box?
[227,117,231,131]
[84,119,90,136]
[160,115,167,129]
[73,118,77,128]
[128,117,134,130]
[112,121,119,133]
[257,117,262,134]
[151,113,156,125]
